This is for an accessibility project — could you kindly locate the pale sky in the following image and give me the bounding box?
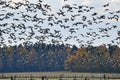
[0,0,120,47]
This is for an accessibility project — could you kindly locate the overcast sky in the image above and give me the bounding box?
[1,0,120,47]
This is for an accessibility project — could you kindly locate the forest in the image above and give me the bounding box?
[0,42,120,73]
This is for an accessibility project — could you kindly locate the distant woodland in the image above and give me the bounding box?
[0,42,120,73]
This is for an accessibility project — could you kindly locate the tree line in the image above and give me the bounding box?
[0,42,120,72]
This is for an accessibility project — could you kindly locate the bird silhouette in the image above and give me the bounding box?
[0,0,119,47]
[103,3,109,7]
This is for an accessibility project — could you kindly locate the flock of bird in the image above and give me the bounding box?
[0,0,120,47]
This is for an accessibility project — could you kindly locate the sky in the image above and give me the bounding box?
[11,0,120,10]
[0,0,120,47]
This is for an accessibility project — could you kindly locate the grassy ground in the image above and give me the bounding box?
[1,78,120,80]
[0,72,120,80]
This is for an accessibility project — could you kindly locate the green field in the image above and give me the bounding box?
[0,78,120,80]
[0,72,120,80]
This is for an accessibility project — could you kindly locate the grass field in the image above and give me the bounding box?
[0,72,120,80]
[0,78,120,80]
